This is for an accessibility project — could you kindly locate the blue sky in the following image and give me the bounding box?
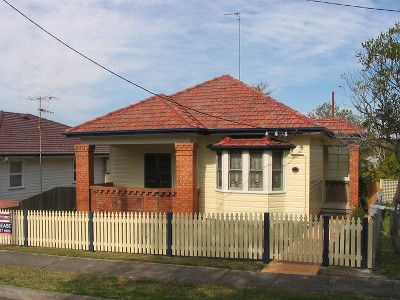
[1,0,399,126]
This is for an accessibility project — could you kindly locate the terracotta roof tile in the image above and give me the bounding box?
[0,111,108,155]
[210,137,294,149]
[315,118,366,135]
[66,75,335,135]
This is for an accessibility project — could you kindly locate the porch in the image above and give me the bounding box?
[75,142,199,213]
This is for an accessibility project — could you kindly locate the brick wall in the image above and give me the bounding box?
[75,144,94,211]
[174,143,198,213]
[91,186,175,212]
[349,144,360,209]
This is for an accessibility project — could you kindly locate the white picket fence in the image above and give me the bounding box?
[0,210,374,268]
[173,213,264,259]
[270,214,323,263]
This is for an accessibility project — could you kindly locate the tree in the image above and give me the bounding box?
[307,102,363,125]
[251,81,275,96]
[343,22,400,252]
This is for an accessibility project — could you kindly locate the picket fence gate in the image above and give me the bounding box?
[0,210,373,268]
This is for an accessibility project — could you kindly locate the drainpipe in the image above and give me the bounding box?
[290,150,307,215]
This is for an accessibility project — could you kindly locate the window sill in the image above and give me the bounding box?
[216,189,286,195]
[8,187,25,191]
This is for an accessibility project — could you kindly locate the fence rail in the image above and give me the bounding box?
[0,210,374,268]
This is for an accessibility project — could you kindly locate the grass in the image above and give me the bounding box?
[373,215,400,280]
[0,245,265,272]
[0,264,365,299]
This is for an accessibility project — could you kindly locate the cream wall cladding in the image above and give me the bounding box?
[110,144,175,188]
[197,135,314,215]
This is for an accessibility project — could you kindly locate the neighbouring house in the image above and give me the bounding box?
[0,111,109,208]
[66,75,365,215]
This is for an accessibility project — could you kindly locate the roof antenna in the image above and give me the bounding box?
[29,96,57,193]
[331,91,335,119]
[224,12,241,81]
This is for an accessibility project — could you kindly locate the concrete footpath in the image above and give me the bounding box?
[0,250,399,299]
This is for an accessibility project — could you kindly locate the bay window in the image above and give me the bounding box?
[216,150,285,193]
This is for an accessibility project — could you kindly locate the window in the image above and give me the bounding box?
[229,152,242,190]
[272,151,283,191]
[144,154,172,188]
[216,151,222,189]
[216,150,285,193]
[327,146,349,180]
[9,161,23,188]
[73,159,76,182]
[249,151,263,190]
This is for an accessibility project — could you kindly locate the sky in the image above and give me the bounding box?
[0,0,399,126]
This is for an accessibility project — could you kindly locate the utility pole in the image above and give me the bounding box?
[225,12,241,81]
[29,96,56,193]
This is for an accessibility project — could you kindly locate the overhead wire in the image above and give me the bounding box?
[2,0,261,129]
[304,0,400,13]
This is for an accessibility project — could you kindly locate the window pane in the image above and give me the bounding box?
[250,152,262,170]
[229,171,242,188]
[249,171,263,190]
[272,170,282,190]
[144,154,172,188]
[10,175,22,187]
[229,152,242,189]
[10,161,22,173]
[249,152,263,190]
[216,152,222,189]
[272,151,283,191]
[230,152,242,169]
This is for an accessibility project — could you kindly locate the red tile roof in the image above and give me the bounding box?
[210,137,293,149]
[66,75,363,136]
[315,118,366,135]
[67,75,322,135]
[0,111,108,155]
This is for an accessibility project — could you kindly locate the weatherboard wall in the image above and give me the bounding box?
[0,156,106,201]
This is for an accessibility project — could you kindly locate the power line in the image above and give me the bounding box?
[305,0,400,13]
[2,0,261,129]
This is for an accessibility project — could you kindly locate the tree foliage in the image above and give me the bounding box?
[343,22,400,252]
[250,81,275,96]
[344,22,400,155]
[307,101,363,125]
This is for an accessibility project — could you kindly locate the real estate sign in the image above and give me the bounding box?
[0,212,12,235]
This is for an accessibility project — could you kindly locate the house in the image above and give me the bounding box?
[0,111,109,207]
[66,75,364,215]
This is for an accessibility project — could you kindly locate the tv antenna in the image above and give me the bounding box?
[224,12,241,80]
[29,96,57,193]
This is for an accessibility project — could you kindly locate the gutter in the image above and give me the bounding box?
[64,126,334,138]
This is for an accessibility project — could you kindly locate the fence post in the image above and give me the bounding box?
[262,212,270,263]
[361,216,369,269]
[166,212,173,258]
[23,209,28,247]
[88,211,94,252]
[322,215,330,266]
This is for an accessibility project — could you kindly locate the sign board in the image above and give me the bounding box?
[0,212,12,235]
